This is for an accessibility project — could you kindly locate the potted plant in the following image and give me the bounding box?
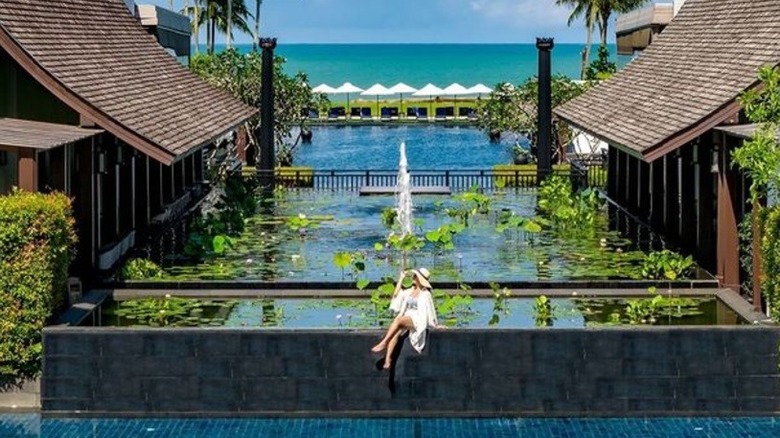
[512,144,532,165]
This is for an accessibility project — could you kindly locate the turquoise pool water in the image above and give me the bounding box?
[3,415,780,437]
[296,125,518,170]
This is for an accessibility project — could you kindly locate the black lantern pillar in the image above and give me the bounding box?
[536,37,554,182]
[257,37,277,193]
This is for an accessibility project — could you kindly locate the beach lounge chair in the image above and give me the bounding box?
[467,109,478,121]
[380,107,392,121]
[444,106,455,119]
[307,108,320,119]
[328,108,340,120]
[337,107,347,119]
[361,107,372,120]
[416,107,428,121]
[388,107,399,119]
[407,107,418,118]
[458,107,474,119]
[435,107,447,121]
[350,107,361,119]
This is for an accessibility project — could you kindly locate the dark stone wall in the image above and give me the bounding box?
[42,327,780,416]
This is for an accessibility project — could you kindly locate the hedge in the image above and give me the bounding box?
[0,189,77,381]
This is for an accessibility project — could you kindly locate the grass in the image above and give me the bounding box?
[492,164,571,187]
[242,166,314,187]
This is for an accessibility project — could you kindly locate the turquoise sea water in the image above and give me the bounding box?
[206,43,632,88]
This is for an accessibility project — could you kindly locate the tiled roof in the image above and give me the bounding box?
[555,0,780,162]
[0,117,102,149]
[0,0,257,164]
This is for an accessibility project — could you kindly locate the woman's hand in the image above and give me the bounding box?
[435,324,448,329]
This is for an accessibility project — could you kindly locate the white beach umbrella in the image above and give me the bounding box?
[467,83,494,97]
[361,84,394,117]
[388,83,418,116]
[442,83,471,117]
[312,83,338,94]
[335,82,365,115]
[412,83,445,116]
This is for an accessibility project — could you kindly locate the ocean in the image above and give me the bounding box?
[207,43,631,89]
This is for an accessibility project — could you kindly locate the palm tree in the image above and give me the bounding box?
[556,0,598,79]
[253,0,262,51]
[186,0,252,54]
[596,0,649,47]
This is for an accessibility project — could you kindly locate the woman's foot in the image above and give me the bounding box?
[383,358,392,369]
[370,341,386,353]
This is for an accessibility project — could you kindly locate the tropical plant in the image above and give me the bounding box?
[533,295,556,327]
[537,175,605,236]
[113,296,237,327]
[556,0,599,79]
[640,250,695,281]
[733,66,780,318]
[488,282,512,326]
[120,258,165,281]
[425,223,466,256]
[332,251,369,289]
[477,76,588,164]
[595,0,649,47]
[184,0,252,54]
[381,207,398,229]
[190,49,323,166]
[585,45,617,80]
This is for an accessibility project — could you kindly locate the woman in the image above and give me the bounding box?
[371,268,439,369]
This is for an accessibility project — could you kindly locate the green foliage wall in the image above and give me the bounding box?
[0,190,77,380]
[734,65,780,319]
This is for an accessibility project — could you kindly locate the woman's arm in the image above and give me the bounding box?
[392,270,407,297]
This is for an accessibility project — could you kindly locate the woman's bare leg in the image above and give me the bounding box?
[371,315,414,352]
[383,331,402,369]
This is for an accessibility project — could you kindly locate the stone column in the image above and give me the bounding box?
[257,37,277,194]
[536,38,554,182]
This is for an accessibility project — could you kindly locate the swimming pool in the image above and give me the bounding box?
[295,125,518,170]
[3,415,780,437]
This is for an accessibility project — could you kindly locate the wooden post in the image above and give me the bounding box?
[716,133,741,292]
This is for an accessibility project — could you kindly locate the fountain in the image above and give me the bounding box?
[396,142,413,237]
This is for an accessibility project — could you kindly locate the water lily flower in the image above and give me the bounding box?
[291,254,301,260]
[246,258,254,264]
[298,213,306,219]
[165,294,171,299]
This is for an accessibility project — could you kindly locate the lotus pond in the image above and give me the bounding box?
[153,189,703,283]
[98,294,742,329]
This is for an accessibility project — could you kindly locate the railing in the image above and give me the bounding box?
[248,167,600,192]
[571,157,608,189]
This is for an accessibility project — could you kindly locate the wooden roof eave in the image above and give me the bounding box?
[558,96,747,164]
[642,98,744,162]
[0,25,179,165]
[555,114,647,160]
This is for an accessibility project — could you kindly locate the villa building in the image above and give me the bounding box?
[615,0,685,56]
[0,0,256,275]
[556,0,780,306]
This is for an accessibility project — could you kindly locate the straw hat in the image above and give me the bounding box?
[411,268,432,289]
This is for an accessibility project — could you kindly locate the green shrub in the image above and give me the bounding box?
[537,175,604,236]
[761,207,780,317]
[0,189,77,380]
[120,258,165,281]
[641,250,695,281]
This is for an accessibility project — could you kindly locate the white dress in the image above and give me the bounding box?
[390,288,438,353]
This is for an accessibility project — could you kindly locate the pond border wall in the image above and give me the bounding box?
[42,325,780,417]
[105,279,720,291]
